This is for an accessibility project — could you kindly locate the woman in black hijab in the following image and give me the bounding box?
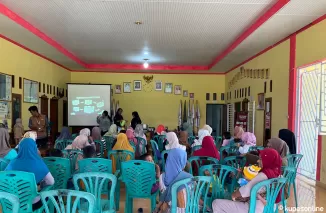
[131,111,142,130]
[114,108,124,127]
[279,129,296,154]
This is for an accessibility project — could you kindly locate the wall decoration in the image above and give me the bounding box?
[134,80,142,91]
[190,93,194,100]
[0,73,12,101]
[143,75,153,92]
[183,90,188,97]
[206,93,210,101]
[174,85,182,95]
[253,69,256,78]
[165,83,173,93]
[266,69,270,79]
[123,82,131,93]
[257,69,260,78]
[155,81,162,91]
[250,69,253,78]
[115,85,121,94]
[257,93,265,110]
[0,101,10,119]
[23,79,39,103]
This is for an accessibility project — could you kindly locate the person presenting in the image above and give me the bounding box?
[131,111,142,130]
[97,110,112,135]
[28,106,48,148]
[114,108,124,127]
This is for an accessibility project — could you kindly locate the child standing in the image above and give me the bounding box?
[13,118,24,145]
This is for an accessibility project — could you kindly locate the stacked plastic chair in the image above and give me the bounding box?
[0,191,20,213]
[43,157,71,189]
[286,154,303,208]
[54,139,73,150]
[153,135,166,151]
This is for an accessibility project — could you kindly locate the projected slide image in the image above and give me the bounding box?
[70,96,104,115]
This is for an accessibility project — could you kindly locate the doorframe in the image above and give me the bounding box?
[263,97,272,146]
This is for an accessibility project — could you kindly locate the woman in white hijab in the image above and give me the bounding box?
[165,132,186,151]
[191,129,211,147]
[202,124,213,135]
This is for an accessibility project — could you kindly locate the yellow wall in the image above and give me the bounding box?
[70,72,225,129]
[225,41,290,145]
[0,37,70,131]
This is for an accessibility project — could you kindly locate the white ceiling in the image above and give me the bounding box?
[0,0,325,72]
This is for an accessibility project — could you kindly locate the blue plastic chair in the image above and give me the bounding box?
[135,137,147,156]
[219,145,239,160]
[128,140,136,151]
[199,164,238,201]
[108,150,134,172]
[54,139,73,150]
[103,136,115,151]
[40,189,95,213]
[213,136,223,149]
[121,160,158,213]
[249,178,287,213]
[222,156,246,169]
[0,158,9,171]
[44,157,71,189]
[0,192,20,213]
[171,176,213,213]
[150,140,160,164]
[286,154,303,208]
[248,146,264,152]
[0,171,52,213]
[161,150,170,172]
[62,149,84,174]
[153,135,166,151]
[73,172,116,213]
[187,156,219,175]
[191,145,202,155]
[94,140,104,158]
[188,136,196,145]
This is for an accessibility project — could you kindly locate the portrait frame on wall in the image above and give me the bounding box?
[23,78,39,103]
[174,85,182,95]
[123,82,131,93]
[257,93,265,110]
[115,85,121,94]
[164,83,173,94]
[134,80,142,91]
[189,93,194,100]
[155,81,162,91]
[183,90,188,97]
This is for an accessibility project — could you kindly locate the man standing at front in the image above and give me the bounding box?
[28,106,48,148]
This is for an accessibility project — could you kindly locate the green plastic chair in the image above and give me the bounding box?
[199,164,238,201]
[103,136,115,151]
[191,145,202,155]
[153,135,166,151]
[78,158,121,210]
[62,149,83,174]
[0,192,20,213]
[108,150,135,172]
[135,137,147,156]
[43,157,71,189]
[0,171,52,213]
[249,178,287,213]
[94,140,104,158]
[128,140,136,151]
[0,158,9,171]
[188,136,196,145]
[161,150,170,172]
[222,156,246,169]
[213,136,223,149]
[187,156,219,176]
[73,172,116,213]
[150,140,160,164]
[72,133,78,139]
[219,145,239,161]
[54,139,73,150]
[248,146,264,152]
[171,176,213,213]
[121,160,158,213]
[40,189,95,213]
[286,154,303,208]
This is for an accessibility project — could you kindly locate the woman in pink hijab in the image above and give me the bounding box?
[126,128,137,145]
[238,132,256,154]
[234,126,244,140]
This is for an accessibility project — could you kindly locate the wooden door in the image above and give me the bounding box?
[63,100,68,127]
[50,97,59,143]
[40,95,49,117]
[11,94,22,130]
[263,98,272,146]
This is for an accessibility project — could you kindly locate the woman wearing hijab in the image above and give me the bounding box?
[97,110,112,136]
[114,108,124,127]
[79,128,94,143]
[126,128,137,145]
[112,133,135,172]
[104,124,118,138]
[193,136,220,160]
[165,132,186,151]
[238,132,256,154]
[212,148,282,213]
[0,128,18,160]
[13,118,24,146]
[131,111,142,130]
[191,129,211,147]
[134,124,147,156]
[202,124,213,135]
[57,126,72,140]
[5,138,54,211]
[91,127,102,141]
[156,125,166,135]
[279,129,296,154]
[182,122,193,137]
[154,148,192,213]
[267,138,289,166]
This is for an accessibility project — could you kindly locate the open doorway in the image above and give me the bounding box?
[206,104,224,137]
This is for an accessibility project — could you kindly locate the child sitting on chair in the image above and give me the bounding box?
[139,154,160,194]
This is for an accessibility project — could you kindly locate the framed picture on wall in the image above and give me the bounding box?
[183,90,188,97]
[190,93,194,100]
[155,81,162,91]
[174,85,182,95]
[257,93,265,110]
[23,78,39,103]
[115,85,121,94]
[134,80,142,91]
[123,82,131,93]
[165,83,173,93]
[0,72,12,101]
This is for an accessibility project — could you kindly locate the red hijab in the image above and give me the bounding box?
[193,136,220,160]
[259,148,282,203]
